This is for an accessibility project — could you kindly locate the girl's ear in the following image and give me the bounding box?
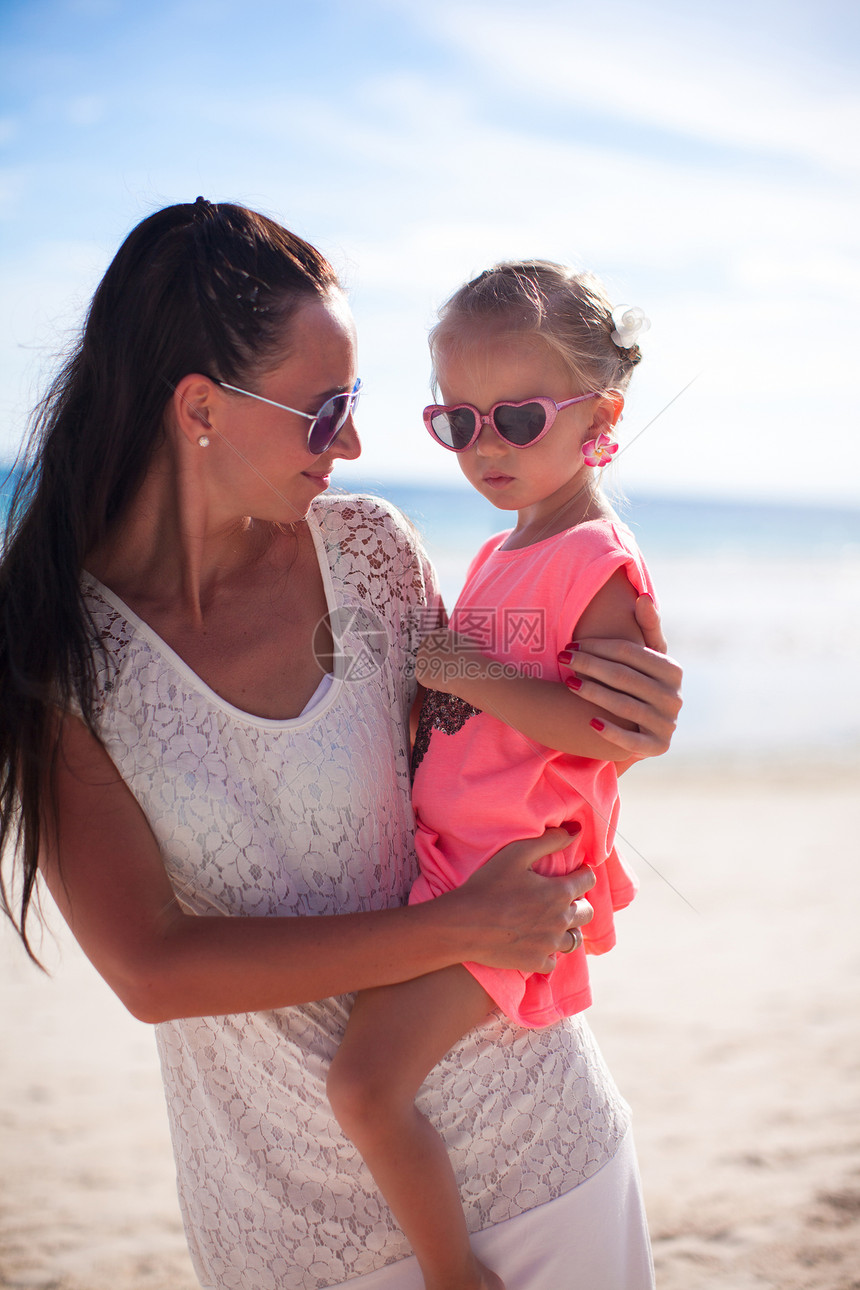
[171,374,217,447]
[591,390,624,435]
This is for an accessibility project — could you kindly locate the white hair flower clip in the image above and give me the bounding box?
[610,305,650,348]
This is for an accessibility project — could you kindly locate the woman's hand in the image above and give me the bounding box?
[446,829,596,975]
[558,594,682,763]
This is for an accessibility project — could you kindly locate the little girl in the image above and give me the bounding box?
[327,261,657,1290]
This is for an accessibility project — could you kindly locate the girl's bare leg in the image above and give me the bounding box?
[327,964,503,1290]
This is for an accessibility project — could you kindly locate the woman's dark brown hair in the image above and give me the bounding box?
[0,199,339,960]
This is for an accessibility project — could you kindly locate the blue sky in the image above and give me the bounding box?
[1,0,858,503]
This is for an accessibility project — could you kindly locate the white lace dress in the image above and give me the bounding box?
[82,494,641,1290]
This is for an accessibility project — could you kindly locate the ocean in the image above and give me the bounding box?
[3,465,858,765]
[338,479,860,767]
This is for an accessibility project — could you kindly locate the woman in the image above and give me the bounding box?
[0,200,682,1290]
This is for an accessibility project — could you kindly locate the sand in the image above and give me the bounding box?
[2,761,859,1290]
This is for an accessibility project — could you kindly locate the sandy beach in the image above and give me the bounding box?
[2,760,859,1290]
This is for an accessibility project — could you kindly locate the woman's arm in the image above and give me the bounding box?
[415,569,646,762]
[41,714,594,1024]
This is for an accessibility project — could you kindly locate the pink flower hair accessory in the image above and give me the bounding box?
[581,433,618,468]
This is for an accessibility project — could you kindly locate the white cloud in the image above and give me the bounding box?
[65,95,107,128]
[1,0,857,505]
[0,239,109,445]
[67,0,123,13]
[393,0,860,173]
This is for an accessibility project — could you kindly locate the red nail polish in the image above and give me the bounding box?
[568,642,581,652]
[558,649,573,664]
[565,675,582,691]
[590,718,605,732]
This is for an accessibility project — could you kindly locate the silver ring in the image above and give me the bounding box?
[560,927,581,954]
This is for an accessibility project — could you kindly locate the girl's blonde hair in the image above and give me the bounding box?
[429,260,642,395]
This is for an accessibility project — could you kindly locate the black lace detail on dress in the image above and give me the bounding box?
[411,687,482,775]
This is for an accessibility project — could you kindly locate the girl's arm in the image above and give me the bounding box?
[39,713,594,1024]
[415,569,650,763]
[561,592,682,765]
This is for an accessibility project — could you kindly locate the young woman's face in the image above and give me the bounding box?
[434,330,603,524]
[207,291,360,524]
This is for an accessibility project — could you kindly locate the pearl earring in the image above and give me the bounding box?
[197,434,210,448]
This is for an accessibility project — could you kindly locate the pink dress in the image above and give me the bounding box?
[410,516,656,1028]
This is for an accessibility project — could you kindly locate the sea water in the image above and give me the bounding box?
[3,466,857,765]
[339,479,860,767]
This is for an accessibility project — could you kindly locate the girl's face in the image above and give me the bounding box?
[204,291,360,524]
[434,331,612,528]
